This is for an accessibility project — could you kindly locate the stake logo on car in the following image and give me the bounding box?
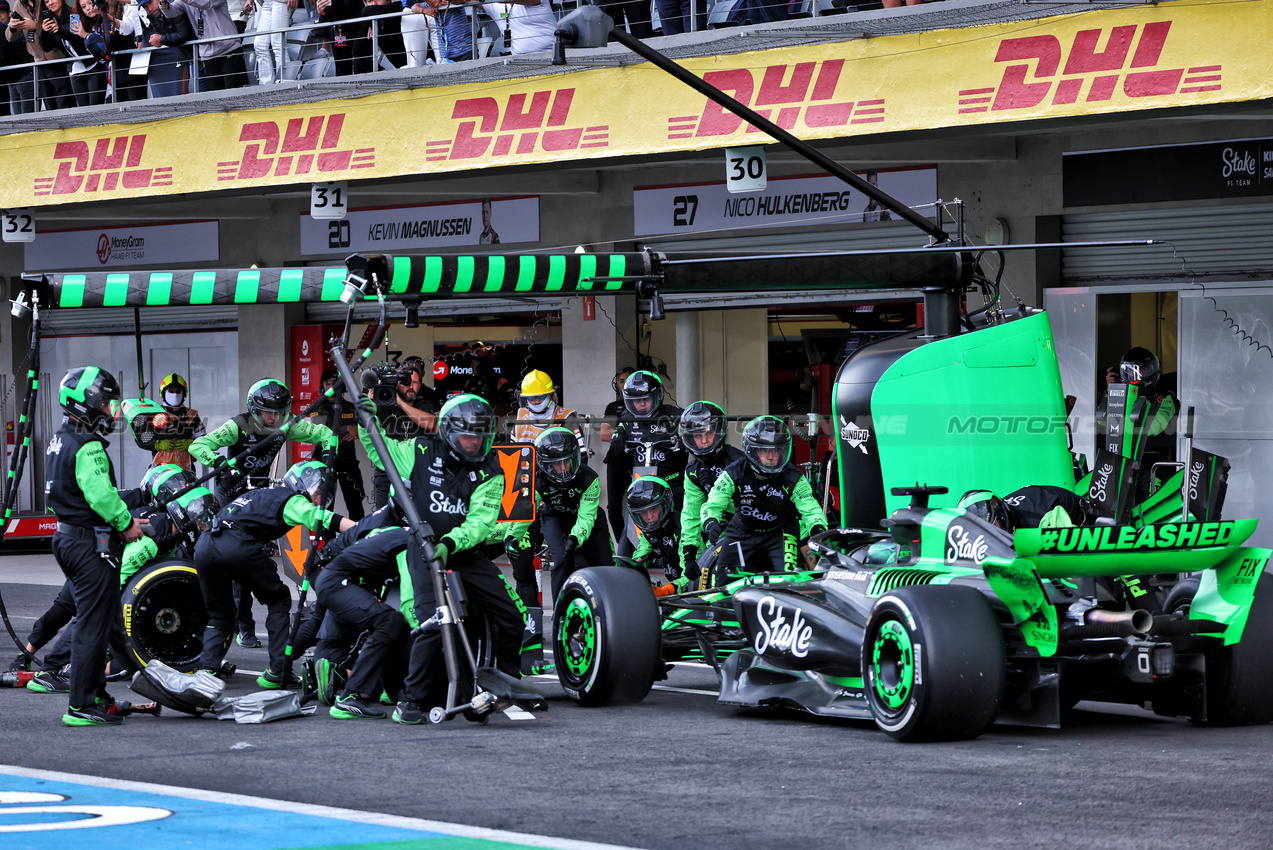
[945,522,990,565]
[753,596,812,659]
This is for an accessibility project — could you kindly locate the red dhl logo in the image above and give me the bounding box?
[671,61,882,138]
[960,21,1220,113]
[217,113,374,181]
[425,89,608,161]
[33,135,171,196]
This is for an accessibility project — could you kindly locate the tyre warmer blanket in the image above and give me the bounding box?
[209,691,317,723]
[129,661,225,715]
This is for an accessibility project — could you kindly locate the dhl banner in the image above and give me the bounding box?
[2,0,1269,209]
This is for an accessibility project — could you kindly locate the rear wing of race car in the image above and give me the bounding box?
[983,519,1270,657]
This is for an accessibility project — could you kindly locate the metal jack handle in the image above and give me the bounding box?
[330,344,474,724]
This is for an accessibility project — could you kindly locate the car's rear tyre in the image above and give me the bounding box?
[862,584,1006,742]
[121,559,208,673]
[554,566,661,706]
[1197,572,1273,726]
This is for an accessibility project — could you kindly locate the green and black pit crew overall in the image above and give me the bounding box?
[681,443,744,582]
[505,464,612,607]
[194,487,343,673]
[314,527,413,703]
[362,428,522,709]
[44,421,143,711]
[702,460,826,582]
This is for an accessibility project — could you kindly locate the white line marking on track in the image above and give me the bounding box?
[0,765,642,850]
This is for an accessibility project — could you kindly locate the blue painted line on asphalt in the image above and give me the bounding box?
[0,771,446,849]
[0,766,639,850]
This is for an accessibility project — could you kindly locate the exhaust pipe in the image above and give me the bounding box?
[1060,608,1153,641]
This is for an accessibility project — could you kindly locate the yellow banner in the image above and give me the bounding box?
[4,0,1269,208]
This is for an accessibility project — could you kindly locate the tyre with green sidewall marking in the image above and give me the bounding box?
[121,558,208,673]
[862,584,1005,742]
[553,566,661,706]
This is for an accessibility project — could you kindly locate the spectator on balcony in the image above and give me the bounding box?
[97,0,146,100]
[176,0,246,89]
[479,0,553,55]
[0,0,38,114]
[597,0,648,41]
[406,0,467,63]
[398,0,426,64]
[7,0,72,109]
[351,0,402,72]
[654,0,702,35]
[38,0,107,106]
[134,0,193,98]
[738,0,791,25]
[313,0,357,74]
[245,0,301,83]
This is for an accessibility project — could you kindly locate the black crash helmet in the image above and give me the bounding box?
[1119,347,1161,392]
[742,415,791,477]
[246,378,293,429]
[166,487,219,549]
[622,371,664,419]
[438,394,496,464]
[680,400,727,458]
[958,489,1015,531]
[284,460,331,500]
[535,426,581,484]
[625,476,673,533]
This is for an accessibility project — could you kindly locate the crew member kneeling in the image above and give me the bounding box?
[194,461,354,687]
[360,393,523,725]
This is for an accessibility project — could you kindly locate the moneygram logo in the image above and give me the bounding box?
[425,89,608,161]
[669,60,883,139]
[958,21,1220,114]
[33,135,172,197]
[217,114,374,181]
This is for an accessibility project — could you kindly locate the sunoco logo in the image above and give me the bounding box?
[839,416,869,454]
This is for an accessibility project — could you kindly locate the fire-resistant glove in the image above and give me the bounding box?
[703,519,723,545]
[434,541,449,566]
[682,547,701,583]
[561,535,579,566]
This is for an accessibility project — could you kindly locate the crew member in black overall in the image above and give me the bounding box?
[360,393,523,725]
[678,401,744,586]
[44,366,145,726]
[314,526,414,719]
[702,416,827,583]
[194,460,354,688]
[505,426,611,609]
[190,378,337,649]
[625,476,687,595]
[610,371,685,556]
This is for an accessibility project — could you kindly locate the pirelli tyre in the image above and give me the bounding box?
[862,584,1006,742]
[1196,573,1273,726]
[121,559,208,673]
[554,566,661,706]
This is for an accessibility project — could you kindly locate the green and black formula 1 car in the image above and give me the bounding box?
[552,310,1273,741]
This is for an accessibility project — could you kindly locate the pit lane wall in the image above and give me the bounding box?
[2,0,1269,209]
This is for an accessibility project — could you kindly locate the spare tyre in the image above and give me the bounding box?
[121,558,208,673]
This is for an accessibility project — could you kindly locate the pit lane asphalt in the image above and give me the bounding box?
[2,562,1272,850]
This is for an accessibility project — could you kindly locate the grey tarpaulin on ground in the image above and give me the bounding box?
[210,691,318,723]
[130,660,224,715]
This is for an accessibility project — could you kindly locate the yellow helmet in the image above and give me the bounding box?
[520,370,555,397]
[519,370,556,414]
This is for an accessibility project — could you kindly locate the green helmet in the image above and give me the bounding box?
[59,366,122,436]
[142,463,196,505]
[438,394,496,464]
[283,460,331,500]
[246,378,292,430]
